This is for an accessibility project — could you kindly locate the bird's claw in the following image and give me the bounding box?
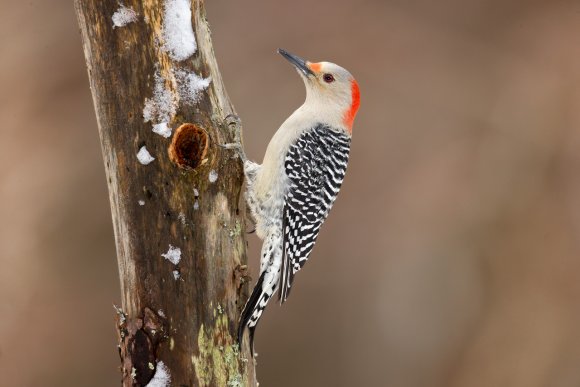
[225,114,242,129]
[218,143,242,150]
[220,114,247,162]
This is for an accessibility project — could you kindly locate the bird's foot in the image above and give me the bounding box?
[225,114,242,130]
[218,142,247,163]
[218,142,242,150]
[220,114,247,162]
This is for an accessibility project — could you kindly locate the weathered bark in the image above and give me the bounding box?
[74,1,256,385]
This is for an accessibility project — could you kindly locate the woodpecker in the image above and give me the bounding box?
[233,49,360,355]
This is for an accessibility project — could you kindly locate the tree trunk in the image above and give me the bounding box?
[74,1,256,385]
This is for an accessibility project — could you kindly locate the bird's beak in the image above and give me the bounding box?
[278,48,315,77]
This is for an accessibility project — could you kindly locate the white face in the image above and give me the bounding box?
[300,61,355,111]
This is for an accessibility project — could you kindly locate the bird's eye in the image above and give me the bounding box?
[323,73,335,83]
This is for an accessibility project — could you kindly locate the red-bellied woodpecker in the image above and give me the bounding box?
[230,49,360,355]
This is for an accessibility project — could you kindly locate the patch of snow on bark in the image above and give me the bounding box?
[175,69,211,105]
[137,146,155,165]
[161,245,181,265]
[152,122,172,138]
[178,212,187,226]
[162,0,197,61]
[143,70,177,124]
[208,170,218,183]
[145,361,171,387]
[143,68,209,125]
[112,5,138,28]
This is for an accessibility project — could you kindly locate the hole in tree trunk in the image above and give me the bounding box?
[168,123,209,170]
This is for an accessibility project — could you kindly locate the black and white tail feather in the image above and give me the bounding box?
[238,124,351,354]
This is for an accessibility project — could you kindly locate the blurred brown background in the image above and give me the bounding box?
[2,0,580,386]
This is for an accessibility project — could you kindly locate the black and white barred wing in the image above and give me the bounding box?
[279,125,351,302]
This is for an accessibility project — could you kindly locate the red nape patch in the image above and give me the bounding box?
[343,80,360,132]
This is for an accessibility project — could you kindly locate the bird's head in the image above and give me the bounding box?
[278,49,360,133]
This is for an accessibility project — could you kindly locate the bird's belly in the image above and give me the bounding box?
[247,165,287,239]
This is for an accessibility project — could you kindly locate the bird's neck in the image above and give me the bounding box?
[298,98,350,134]
[343,80,360,133]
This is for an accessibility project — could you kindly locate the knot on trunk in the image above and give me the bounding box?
[116,307,167,386]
